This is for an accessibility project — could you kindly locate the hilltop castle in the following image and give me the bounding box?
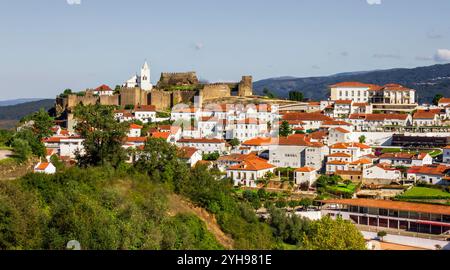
[55,61,254,130]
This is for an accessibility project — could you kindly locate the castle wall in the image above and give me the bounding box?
[173,91,198,106]
[150,90,172,111]
[157,72,199,87]
[201,84,232,101]
[120,88,149,107]
[99,95,119,106]
[67,94,98,109]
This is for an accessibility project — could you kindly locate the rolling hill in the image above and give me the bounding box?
[0,99,54,129]
[0,98,44,107]
[254,63,450,103]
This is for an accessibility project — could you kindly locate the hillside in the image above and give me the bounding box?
[0,99,54,129]
[254,63,450,103]
[0,98,44,107]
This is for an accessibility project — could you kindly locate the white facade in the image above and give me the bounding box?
[295,167,317,186]
[60,138,85,159]
[123,61,153,91]
[363,165,402,182]
[34,162,56,174]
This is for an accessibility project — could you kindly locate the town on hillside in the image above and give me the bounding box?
[19,61,450,250]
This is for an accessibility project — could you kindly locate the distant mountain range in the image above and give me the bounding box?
[0,99,54,130]
[254,64,450,103]
[0,98,45,107]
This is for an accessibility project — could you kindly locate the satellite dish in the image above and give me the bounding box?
[66,240,81,250]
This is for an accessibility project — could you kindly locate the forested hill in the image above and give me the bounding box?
[0,99,54,129]
[254,63,450,103]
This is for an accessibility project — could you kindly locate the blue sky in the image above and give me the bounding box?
[0,0,450,100]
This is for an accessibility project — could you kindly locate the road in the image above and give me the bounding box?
[0,150,13,160]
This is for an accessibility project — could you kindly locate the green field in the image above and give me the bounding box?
[379,148,442,157]
[327,183,357,194]
[400,187,450,199]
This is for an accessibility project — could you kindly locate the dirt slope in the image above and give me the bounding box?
[167,194,234,250]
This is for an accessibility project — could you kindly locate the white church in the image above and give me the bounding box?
[123,61,153,91]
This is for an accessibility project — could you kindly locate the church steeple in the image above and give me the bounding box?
[139,60,152,91]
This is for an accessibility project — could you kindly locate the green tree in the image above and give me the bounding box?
[229,138,240,148]
[29,109,54,140]
[279,121,292,137]
[135,138,189,188]
[288,91,304,102]
[73,104,129,167]
[377,231,387,242]
[263,88,276,99]
[11,138,32,162]
[303,216,366,250]
[202,152,220,161]
[14,129,45,157]
[433,94,443,106]
[359,135,366,144]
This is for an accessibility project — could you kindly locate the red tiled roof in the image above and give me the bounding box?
[295,167,316,173]
[408,164,450,176]
[328,152,352,158]
[335,170,362,176]
[321,199,450,216]
[95,84,112,91]
[322,120,352,126]
[126,137,148,143]
[150,132,170,140]
[333,127,351,134]
[330,82,376,88]
[335,100,352,105]
[178,138,226,144]
[130,124,143,129]
[382,84,411,91]
[135,105,156,112]
[228,159,275,171]
[178,147,199,159]
[35,162,50,171]
[243,137,273,146]
[330,142,371,150]
[413,111,437,120]
[282,112,333,122]
[349,158,372,165]
[438,98,450,104]
[380,153,415,159]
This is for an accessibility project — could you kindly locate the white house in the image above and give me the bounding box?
[327,127,352,145]
[295,167,317,186]
[134,105,157,123]
[234,118,269,141]
[128,124,143,138]
[176,138,230,155]
[59,137,85,159]
[178,147,202,167]
[268,134,327,170]
[407,165,450,186]
[226,158,276,187]
[413,111,440,126]
[34,162,56,174]
[92,84,114,96]
[363,164,402,183]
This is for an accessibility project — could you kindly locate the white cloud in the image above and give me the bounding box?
[366,0,382,5]
[67,0,81,5]
[434,49,450,62]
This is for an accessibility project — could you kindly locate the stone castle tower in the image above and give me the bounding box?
[238,76,253,97]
